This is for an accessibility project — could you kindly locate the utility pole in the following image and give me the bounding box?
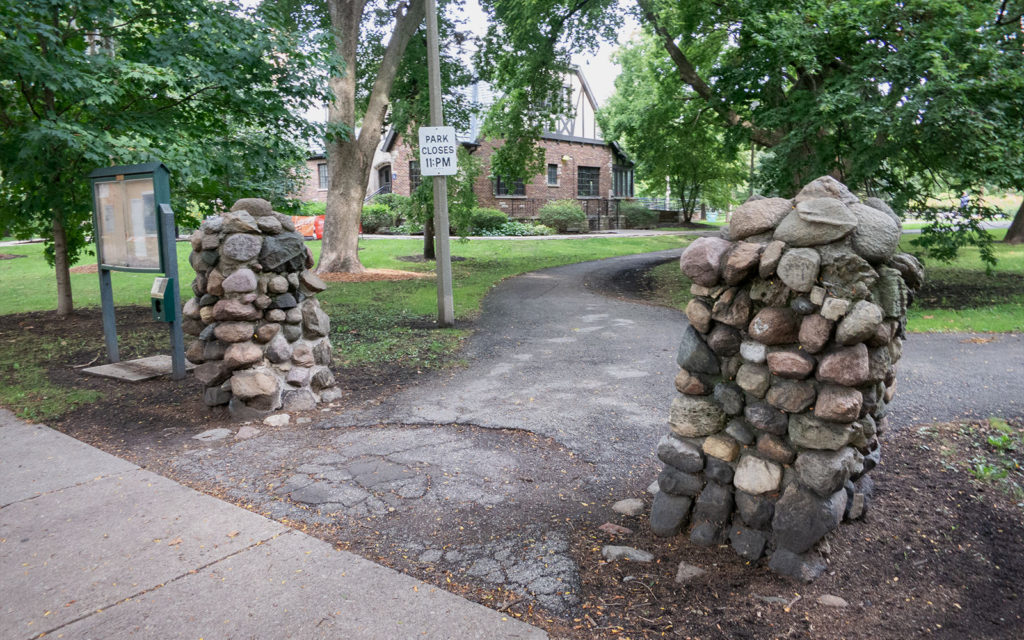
[425,0,454,327]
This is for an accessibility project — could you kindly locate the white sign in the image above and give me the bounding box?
[418,126,458,176]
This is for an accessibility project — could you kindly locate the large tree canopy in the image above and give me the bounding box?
[0,0,324,315]
[480,0,1024,258]
[597,32,747,221]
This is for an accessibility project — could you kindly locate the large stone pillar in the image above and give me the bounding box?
[650,176,923,581]
[182,198,341,419]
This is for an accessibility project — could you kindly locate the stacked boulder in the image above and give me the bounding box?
[650,176,923,581]
[182,198,341,418]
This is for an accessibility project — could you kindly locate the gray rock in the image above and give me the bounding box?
[235,425,261,439]
[705,457,734,484]
[676,325,720,375]
[200,250,219,266]
[679,236,734,286]
[768,549,827,582]
[659,467,704,497]
[777,248,821,293]
[734,455,782,495]
[602,545,654,563]
[729,198,793,240]
[231,368,280,400]
[871,266,908,319]
[669,394,727,438]
[265,334,293,363]
[193,428,232,442]
[692,481,733,524]
[818,594,850,608]
[766,349,815,379]
[725,418,755,445]
[799,314,834,353]
[263,414,290,427]
[311,366,335,391]
[774,198,857,247]
[744,402,788,435]
[795,448,860,497]
[675,561,707,583]
[259,231,307,273]
[269,275,290,294]
[740,340,767,364]
[772,484,847,553]
[612,498,645,516]
[257,216,283,235]
[273,292,298,310]
[318,386,343,403]
[757,433,797,465]
[203,385,231,407]
[282,388,317,411]
[888,252,924,290]
[657,435,704,473]
[729,525,768,561]
[736,491,775,529]
[222,268,257,294]
[194,361,230,387]
[703,433,740,462]
[819,247,878,300]
[299,269,328,294]
[230,197,274,217]
[789,413,857,450]
[790,296,817,315]
[291,343,315,367]
[286,366,310,387]
[850,203,901,263]
[794,176,860,205]
[222,233,262,262]
[836,300,883,345]
[713,382,745,416]
[863,196,899,223]
[749,277,790,307]
[758,240,786,278]
[282,323,303,342]
[766,380,817,413]
[736,363,771,397]
[690,521,727,546]
[707,323,742,356]
[650,492,693,537]
[722,241,764,284]
[710,287,753,329]
[222,210,260,234]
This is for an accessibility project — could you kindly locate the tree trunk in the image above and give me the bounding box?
[53,213,73,317]
[317,0,426,274]
[423,216,436,260]
[1004,197,1024,244]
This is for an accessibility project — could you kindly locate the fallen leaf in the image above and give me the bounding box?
[167,537,183,546]
[227,530,240,538]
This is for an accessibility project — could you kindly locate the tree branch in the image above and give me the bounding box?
[636,0,781,147]
[357,0,427,160]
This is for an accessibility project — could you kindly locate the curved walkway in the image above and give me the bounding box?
[331,250,1023,452]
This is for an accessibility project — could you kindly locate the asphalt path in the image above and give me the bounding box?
[330,250,1023,464]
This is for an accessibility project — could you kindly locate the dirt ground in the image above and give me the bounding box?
[2,307,1023,639]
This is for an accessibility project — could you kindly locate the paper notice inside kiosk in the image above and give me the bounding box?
[95,177,160,270]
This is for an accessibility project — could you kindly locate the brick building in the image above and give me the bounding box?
[306,69,636,230]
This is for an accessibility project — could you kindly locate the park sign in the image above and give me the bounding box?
[418,126,458,176]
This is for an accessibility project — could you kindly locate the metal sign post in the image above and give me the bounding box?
[424,0,455,327]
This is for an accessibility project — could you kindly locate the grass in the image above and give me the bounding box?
[0,235,691,419]
[925,418,1024,505]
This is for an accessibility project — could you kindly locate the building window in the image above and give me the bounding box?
[547,163,558,186]
[495,176,526,196]
[378,165,392,193]
[317,163,329,190]
[613,165,634,197]
[409,161,421,191]
[577,166,599,197]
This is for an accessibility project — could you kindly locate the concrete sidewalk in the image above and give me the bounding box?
[0,410,546,640]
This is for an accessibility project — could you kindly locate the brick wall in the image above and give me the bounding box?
[296,158,328,203]
[472,138,618,217]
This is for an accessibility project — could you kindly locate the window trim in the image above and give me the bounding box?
[317,162,329,191]
[409,160,421,192]
[546,163,559,187]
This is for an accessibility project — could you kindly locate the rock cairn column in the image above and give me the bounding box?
[182,197,341,419]
[650,176,923,581]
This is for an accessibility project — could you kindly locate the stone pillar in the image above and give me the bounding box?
[182,198,341,419]
[650,176,923,581]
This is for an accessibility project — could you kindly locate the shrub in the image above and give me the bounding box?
[361,203,393,233]
[538,199,586,232]
[300,201,326,216]
[469,207,508,233]
[619,201,659,229]
[479,221,555,236]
